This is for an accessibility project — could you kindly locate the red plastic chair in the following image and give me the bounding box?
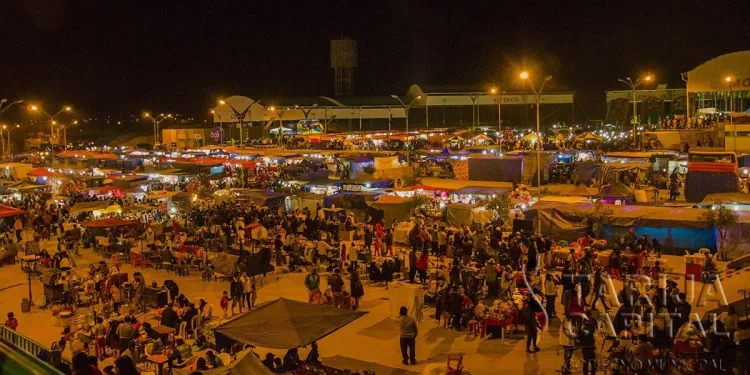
[446,356,463,375]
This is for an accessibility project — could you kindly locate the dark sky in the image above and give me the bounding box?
[1,0,747,123]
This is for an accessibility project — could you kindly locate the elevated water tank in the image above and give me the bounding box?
[330,38,358,97]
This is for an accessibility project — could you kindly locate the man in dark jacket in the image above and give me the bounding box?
[160,304,180,328]
[230,273,244,315]
[327,268,345,308]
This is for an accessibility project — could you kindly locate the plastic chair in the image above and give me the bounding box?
[139,343,154,371]
[174,355,195,369]
[446,356,463,374]
[177,321,188,340]
[190,315,200,338]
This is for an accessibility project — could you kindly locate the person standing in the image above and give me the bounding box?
[4,312,18,330]
[305,268,321,302]
[241,272,252,309]
[397,306,418,366]
[580,312,598,375]
[230,273,244,315]
[350,268,364,310]
[544,273,559,316]
[327,268,345,308]
[522,299,541,353]
[416,252,429,285]
[408,250,417,283]
[13,217,23,243]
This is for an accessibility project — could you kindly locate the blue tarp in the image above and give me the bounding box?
[323,191,382,209]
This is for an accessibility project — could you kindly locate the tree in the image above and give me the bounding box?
[480,194,511,225]
[582,201,614,238]
[700,204,738,260]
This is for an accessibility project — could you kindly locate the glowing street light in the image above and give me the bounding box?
[143,112,172,144]
[618,74,654,140]
[218,98,257,147]
[726,76,736,150]
[520,71,552,191]
[28,105,73,146]
[490,86,506,149]
[390,94,422,168]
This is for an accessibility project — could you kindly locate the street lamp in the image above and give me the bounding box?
[491,87,506,150]
[1,124,19,156]
[618,74,653,142]
[726,76,735,150]
[218,99,258,147]
[391,94,422,168]
[29,105,72,146]
[267,106,289,147]
[520,71,552,188]
[58,120,78,148]
[0,99,24,115]
[143,112,172,145]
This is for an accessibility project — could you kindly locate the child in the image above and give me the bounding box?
[373,237,382,257]
[5,312,18,330]
[220,291,230,318]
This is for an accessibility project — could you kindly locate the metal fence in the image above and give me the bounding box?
[0,325,71,366]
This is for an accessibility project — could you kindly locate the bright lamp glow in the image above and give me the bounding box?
[520,71,529,79]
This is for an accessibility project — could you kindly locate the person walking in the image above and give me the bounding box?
[580,312,598,375]
[327,268,345,308]
[590,267,610,311]
[397,306,418,366]
[408,250,417,283]
[522,299,541,353]
[305,268,321,302]
[230,273,244,315]
[350,268,364,310]
[416,252,429,285]
[544,273,559,317]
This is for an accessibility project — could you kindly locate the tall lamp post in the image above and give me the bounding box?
[267,107,289,147]
[29,105,72,146]
[143,113,172,145]
[2,124,19,156]
[726,76,735,150]
[491,87,505,151]
[0,99,24,116]
[390,95,422,168]
[617,74,653,143]
[218,99,257,147]
[520,71,552,188]
[58,120,78,148]
[210,110,225,144]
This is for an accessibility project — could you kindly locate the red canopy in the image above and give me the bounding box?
[27,168,53,177]
[81,218,139,228]
[0,204,25,218]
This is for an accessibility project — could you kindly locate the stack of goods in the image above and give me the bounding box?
[453,161,469,180]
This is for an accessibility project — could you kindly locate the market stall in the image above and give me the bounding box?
[445,203,492,227]
[213,298,366,350]
[369,195,413,226]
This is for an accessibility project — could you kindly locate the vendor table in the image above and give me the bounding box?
[481,317,513,342]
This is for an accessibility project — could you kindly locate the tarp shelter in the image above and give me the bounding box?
[285,192,325,212]
[212,253,241,277]
[9,181,46,191]
[373,156,400,170]
[451,186,510,201]
[213,250,274,277]
[145,190,180,200]
[70,201,109,214]
[27,168,53,178]
[599,162,651,185]
[369,195,412,225]
[213,298,366,350]
[80,218,140,227]
[595,182,635,203]
[566,185,598,197]
[0,163,33,180]
[246,190,286,208]
[445,203,493,227]
[341,178,394,190]
[575,132,603,142]
[524,202,721,254]
[0,204,25,218]
[174,349,274,375]
[685,171,740,203]
[323,191,381,210]
[574,161,602,184]
[467,156,524,182]
[699,192,750,206]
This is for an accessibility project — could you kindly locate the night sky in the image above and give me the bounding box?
[1,1,747,124]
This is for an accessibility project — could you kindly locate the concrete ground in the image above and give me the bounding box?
[1,237,737,375]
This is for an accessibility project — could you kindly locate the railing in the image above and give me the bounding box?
[0,325,71,367]
[0,338,63,375]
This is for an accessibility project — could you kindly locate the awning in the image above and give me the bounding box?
[27,168,53,177]
[70,201,109,214]
[214,298,366,349]
[0,204,25,218]
[80,218,140,228]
